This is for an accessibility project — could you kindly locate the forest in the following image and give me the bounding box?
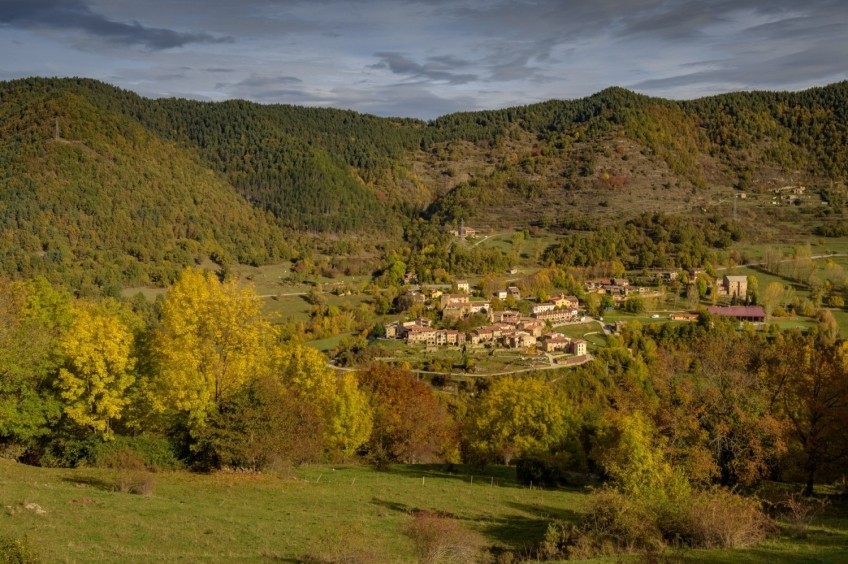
[1,78,848,294]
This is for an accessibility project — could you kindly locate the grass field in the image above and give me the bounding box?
[3,460,847,562]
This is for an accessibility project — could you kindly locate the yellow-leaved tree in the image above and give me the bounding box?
[57,302,135,437]
[152,268,269,426]
[272,343,372,458]
[467,376,568,464]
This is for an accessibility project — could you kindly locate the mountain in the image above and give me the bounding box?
[1,77,847,291]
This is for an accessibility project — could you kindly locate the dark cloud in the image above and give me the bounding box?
[371,52,478,84]
[0,0,231,49]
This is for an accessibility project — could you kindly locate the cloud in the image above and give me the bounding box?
[371,52,478,84]
[216,75,318,103]
[0,0,231,49]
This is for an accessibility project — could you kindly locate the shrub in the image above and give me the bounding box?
[39,435,182,471]
[682,489,771,548]
[115,470,156,496]
[404,510,486,564]
[546,487,772,559]
[0,535,38,563]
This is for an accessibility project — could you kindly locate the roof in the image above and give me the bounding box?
[708,306,766,318]
[723,275,748,282]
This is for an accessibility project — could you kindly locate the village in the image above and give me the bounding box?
[382,269,769,365]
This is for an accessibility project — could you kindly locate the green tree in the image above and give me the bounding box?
[0,278,70,450]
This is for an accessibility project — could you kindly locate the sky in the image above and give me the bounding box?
[1,0,846,120]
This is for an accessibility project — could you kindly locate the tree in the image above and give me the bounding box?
[466,376,568,464]
[746,275,759,304]
[0,278,73,451]
[359,364,456,465]
[196,374,324,470]
[151,268,269,427]
[763,332,848,494]
[56,302,136,437]
[272,343,372,458]
[761,282,784,317]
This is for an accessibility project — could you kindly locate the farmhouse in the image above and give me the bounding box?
[721,275,748,299]
[707,305,766,323]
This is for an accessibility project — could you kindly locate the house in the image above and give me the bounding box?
[721,275,748,299]
[385,322,399,339]
[493,310,521,324]
[495,290,508,300]
[670,312,699,322]
[435,330,466,347]
[570,339,588,356]
[540,334,569,352]
[441,294,470,309]
[469,327,494,345]
[468,301,491,316]
[504,331,536,349]
[456,280,470,293]
[507,286,521,299]
[405,325,437,345]
[517,318,545,337]
[707,305,766,323]
[532,302,556,314]
[533,309,576,325]
[551,294,580,309]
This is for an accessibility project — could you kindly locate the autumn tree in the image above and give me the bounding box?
[56,302,136,437]
[466,376,568,464]
[151,268,269,427]
[762,332,848,494]
[359,363,456,465]
[272,343,372,458]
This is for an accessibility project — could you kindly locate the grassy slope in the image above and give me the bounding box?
[3,460,847,562]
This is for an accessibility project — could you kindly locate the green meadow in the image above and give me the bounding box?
[3,460,847,563]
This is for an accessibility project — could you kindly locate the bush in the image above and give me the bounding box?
[545,487,772,559]
[38,435,182,471]
[404,510,486,564]
[0,535,38,563]
[115,470,157,496]
[682,489,771,548]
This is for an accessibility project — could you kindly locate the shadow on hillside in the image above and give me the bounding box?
[61,475,115,492]
[383,463,522,488]
[369,498,460,519]
[481,502,582,550]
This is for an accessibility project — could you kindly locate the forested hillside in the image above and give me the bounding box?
[1,78,847,291]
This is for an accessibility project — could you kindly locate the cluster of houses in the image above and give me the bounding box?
[583,277,652,301]
[385,285,587,355]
